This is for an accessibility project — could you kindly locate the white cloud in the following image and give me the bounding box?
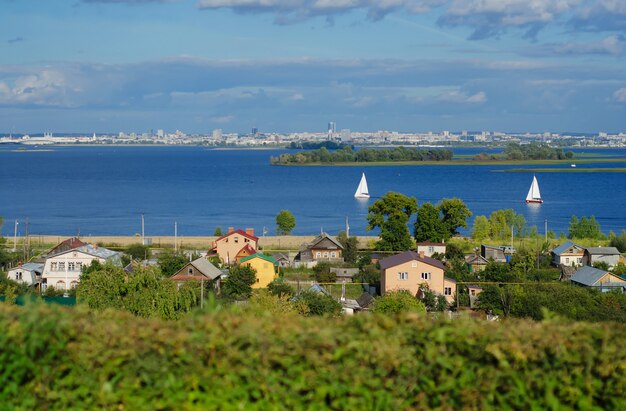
[211,114,235,123]
[436,90,487,104]
[613,87,626,102]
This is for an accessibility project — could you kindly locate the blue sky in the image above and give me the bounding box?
[1,0,625,134]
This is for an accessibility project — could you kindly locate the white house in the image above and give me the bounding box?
[41,244,121,291]
[551,241,585,267]
[6,263,44,286]
[416,242,447,258]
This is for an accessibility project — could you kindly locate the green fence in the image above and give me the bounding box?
[0,295,76,306]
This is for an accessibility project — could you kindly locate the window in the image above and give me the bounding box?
[70,281,78,289]
[323,252,329,258]
[428,246,434,253]
[470,289,476,296]
[57,281,66,290]
[421,272,430,280]
[234,237,239,243]
[444,287,452,296]
[578,258,582,263]
[245,238,249,243]
[316,252,322,258]
[188,268,193,275]
[51,262,58,271]
[58,262,65,271]
[68,262,75,271]
[411,262,417,268]
[76,262,83,271]
[16,272,22,280]
[565,258,569,264]
[398,272,408,280]
[330,252,336,258]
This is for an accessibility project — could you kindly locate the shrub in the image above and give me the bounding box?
[294,290,342,317]
[2,304,624,409]
[372,290,426,314]
[267,279,295,297]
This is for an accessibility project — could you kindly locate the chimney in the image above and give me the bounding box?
[228,227,234,234]
[245,228,254,236]
[418,250,425,259]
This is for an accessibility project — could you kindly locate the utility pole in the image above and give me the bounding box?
[346,216,350,238]
[201,277,204,309]
[174,221,178,252]
[13,220,18,252]
[23,218,29,261]
[544,219,548,242]
[141,214,145,245]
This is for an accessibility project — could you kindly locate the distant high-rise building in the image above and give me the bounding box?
[340,129,351,142]
[213,129,222,140]
[157,129,164,138]
[328,121,336,134]
[252,127,258,135]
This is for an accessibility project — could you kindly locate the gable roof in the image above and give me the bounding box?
[552,241,584,256]
[571,266,611,286]
[10,262,44,273]
[236,244,257,257]
[240,253,277,265]
[379,251,446,271]
[214,229,259,243]
[172,257,223,280]
[51,244,119,260]
[46,237,87,256]
[465,254,489,264]
[585,247,620,256]
[305,233,344,251]
[417,241,446,247]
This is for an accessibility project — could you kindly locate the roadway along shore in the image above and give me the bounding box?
[8,235,379,251]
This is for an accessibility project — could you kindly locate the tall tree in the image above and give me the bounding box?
[367,192,418,251]
[223,265,257,300]
[440,198,472,237]
[337,230,358,264]
[471,215,491,240]
[414,202,447,243]
[276,210,296,235]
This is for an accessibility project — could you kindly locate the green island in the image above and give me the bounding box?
[270,142,579,166]
[499,167,626,173]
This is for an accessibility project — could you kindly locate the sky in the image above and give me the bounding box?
[1,0,625,134]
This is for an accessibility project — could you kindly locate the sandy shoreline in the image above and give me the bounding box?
[7,235,378,250]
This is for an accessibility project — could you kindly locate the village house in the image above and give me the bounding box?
[416,241,446,258]
[551,241,585,267]
[380,250,456,304]
[6,262,44,287]
[465,254,489,273]
[43,237,87,258]
[209,227,259,265]
[294,233,344,267]
[240,253,279,288]
[466,285,483,309]
[41,244,121,291]
[583,247,621,269]
[570,266,626,292]
[481,245,515,263]
[170,257,224,294]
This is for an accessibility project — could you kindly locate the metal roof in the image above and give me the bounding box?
[585,247,620,255]
[10,262,44,273]
[571,266,610,286]
[379,251,446,271]
[239,253,277,265]
[190,257,223,280]
[551,241,584,256]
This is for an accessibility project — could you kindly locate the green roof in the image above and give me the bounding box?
[240,253,277,265]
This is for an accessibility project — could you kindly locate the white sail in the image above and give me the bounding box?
[354,173,370,198]
[525,176,542,203]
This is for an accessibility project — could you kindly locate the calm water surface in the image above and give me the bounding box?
[0,145,624,237]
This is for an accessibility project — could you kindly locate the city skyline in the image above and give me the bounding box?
[1,0,626,133]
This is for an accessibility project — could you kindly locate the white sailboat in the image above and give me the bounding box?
[525,175,543,204]
[354,173,370,199]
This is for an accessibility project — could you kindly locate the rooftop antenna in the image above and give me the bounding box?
[174,221,178,253]
[13,220,18,252]
[346,216,350,238]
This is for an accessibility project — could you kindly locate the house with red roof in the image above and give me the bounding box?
[209,227,259,265]
[380,250,456,304]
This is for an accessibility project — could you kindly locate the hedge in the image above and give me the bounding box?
[1,304,625,409]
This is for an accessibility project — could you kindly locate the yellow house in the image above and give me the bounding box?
[380,250,456,304]
[210,228,259,265]
[240,253,279,288]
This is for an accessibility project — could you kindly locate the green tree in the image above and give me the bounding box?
[312,262,336,283]
[276,210,296,235]
[295,290,342,316]
[372,290,426,314]
[213,226,223,237]
[568,215,603,239]
[223,265,257,300]
[471,215,490,240]
[592,261,610,271]
[414,202,447,243]
[609,230,626,252]
[337,230,358,264]
[267,279,295,297]
[439,198,472,237]
[77,262,126,310]
[126,243,152,261]
[157,251,188,277]
[367,192,418,251]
